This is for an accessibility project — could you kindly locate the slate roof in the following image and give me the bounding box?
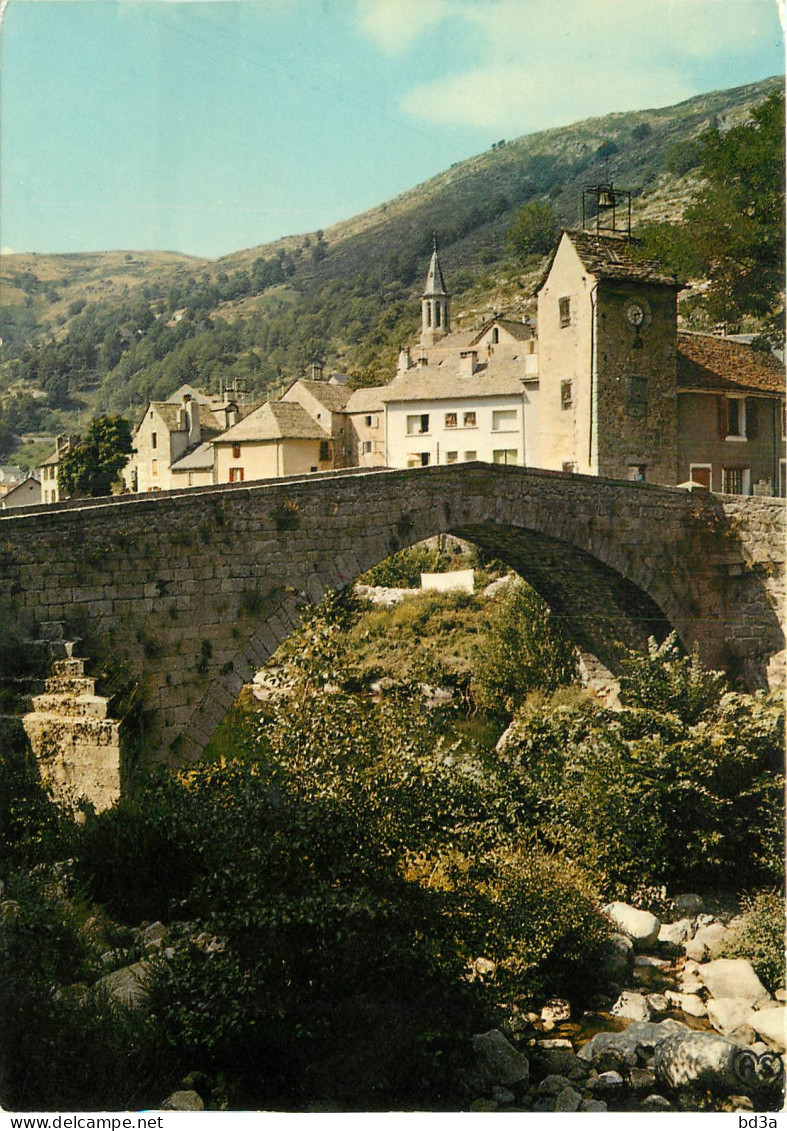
[536,230,683,292]
[677,332,786,396]
[379,363,528,403]
[170,441,215,472]
[214,401,328,443]
[148,401,256,437]
[423,245,448,296]
[491,318,535,342]
[284,378,351,412]
[345,386,386,413]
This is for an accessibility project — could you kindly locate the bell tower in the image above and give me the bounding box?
[421,235,450,348]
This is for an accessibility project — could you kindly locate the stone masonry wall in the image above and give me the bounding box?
[0,465,783,767]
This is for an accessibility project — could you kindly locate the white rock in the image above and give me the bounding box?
[707,997,758,1036]
[541,998,571,1026]
[647,993,670,1015]
[634,955,668,968]
[665,990,708,1018]
[611,991,652,1022]
[747,1006,787,1052]
[684,937,709,962]
[658,918,693,946]
[680,975,705,995]
[603,902,661,950]
[93,960,151,1009]
[698,959,770,1008]
[693,921,729,956]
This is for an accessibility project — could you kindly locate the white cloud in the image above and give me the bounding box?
[394,0,782,131]
[356,0,453,54]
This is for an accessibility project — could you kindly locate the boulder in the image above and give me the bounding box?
[707,997,758,1037]
[747,1006,787,1053]
[692,921,729,956]
[611,991,652,1022]
[93,960,151,1009]
[578,1019,689,1068]
[629,1067,657,1094]
[580,1099,608,1112]
[646,994,670,1016]
[654,1030,784,1095]
[554,1085,582,1112]
[537,1074,575,1096]
[603,902,661,950]
[672,893,704,917]
[697,959,770,1008]
[141,921,167,951]
[162,1091,204,1111]
[471,1029,529,1088]
[529,1048,588,1082]
[665,991,707,1018]
[491,1085,515,1105]
[587,1070,624,1096]
[641,1093,672,1110]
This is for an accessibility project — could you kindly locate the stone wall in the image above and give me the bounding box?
[0,465,783,767]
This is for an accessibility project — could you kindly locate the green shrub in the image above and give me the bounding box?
[717,890,786,993]
[0,751,79,870]
[472,582,577,714]
[619,632,726,722]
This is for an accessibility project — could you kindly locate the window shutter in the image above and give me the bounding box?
[718,396,728,439]
[746,398,758,441]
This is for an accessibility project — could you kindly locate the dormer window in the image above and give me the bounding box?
[559,296,571,328]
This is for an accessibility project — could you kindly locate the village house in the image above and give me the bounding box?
[38,436,77,504]
[535,190,785,493]
[0,472,41,509]
[375,241,540,470]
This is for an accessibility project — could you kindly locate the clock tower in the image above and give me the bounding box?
[536,192,682,485]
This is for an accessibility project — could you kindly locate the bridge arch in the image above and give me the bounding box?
[0,464,783,769]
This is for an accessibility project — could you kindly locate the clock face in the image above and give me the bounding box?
[627,303,645,327]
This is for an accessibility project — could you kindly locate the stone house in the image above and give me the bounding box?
[279,378,352,467]
[127,386,258,492]
[38,436,77,504]
[344,385,387,467]
[212,399,336,482]
[535,226,785,492]
[0,472,41,509]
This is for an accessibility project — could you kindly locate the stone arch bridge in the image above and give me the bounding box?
[0,464,783,769]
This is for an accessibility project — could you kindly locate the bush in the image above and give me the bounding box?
[619,632,726,722]
[0,752,79,871]
[717,890,786,993]
[505,201,559,262]
[472,582,577,714]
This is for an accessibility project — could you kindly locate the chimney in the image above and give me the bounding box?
[397,345,412,375]
[459,350,478,377]
[224,400,238,429]
[417,354,428,369]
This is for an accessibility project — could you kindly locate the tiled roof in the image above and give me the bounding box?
[345,386,386,413]
[536,230,683,292]
[677,332,786,395]
[214,401,327,443]
[284,378,351,412]
[490,318,535,342]
[170,441,215,472]
[379,363,528,403]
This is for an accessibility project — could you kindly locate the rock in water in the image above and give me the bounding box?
[654,1031,784,1095]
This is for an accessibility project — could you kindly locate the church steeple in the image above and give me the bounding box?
[421,235,450,348]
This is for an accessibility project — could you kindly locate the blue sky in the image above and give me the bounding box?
[0,0,783,259]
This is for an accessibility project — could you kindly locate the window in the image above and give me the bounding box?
[723,396,746,440]
[780,459,786,498]
[229,467,245,483]
[362,440,373,454]
[463,411,477,428]
[426,304,431,327]
[559,296,571,327]
[628,375,647,411]
[492,409,517,431]
[420,452,430,466]
[464,450,477,461]
[493,449,518,465]
[562,461,577,474]
[319,440,331,462]
[689,464,712,490]
[627,465,646,482]
[364,414,377,429]
[445,412,458,429]
[446,451,458,463]
[151,459,158,477]
[407,414,430,435]
[561,380,573,411]
[722,467,750,495]
[232,444,241,459]
[492,327,499,344]
[151,432,157,450]
[435,303,441,328]
[781,400,786,441]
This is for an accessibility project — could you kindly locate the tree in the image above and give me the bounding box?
[505,201,559,262]
[58,416,133,498]
[685,91,785,330]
